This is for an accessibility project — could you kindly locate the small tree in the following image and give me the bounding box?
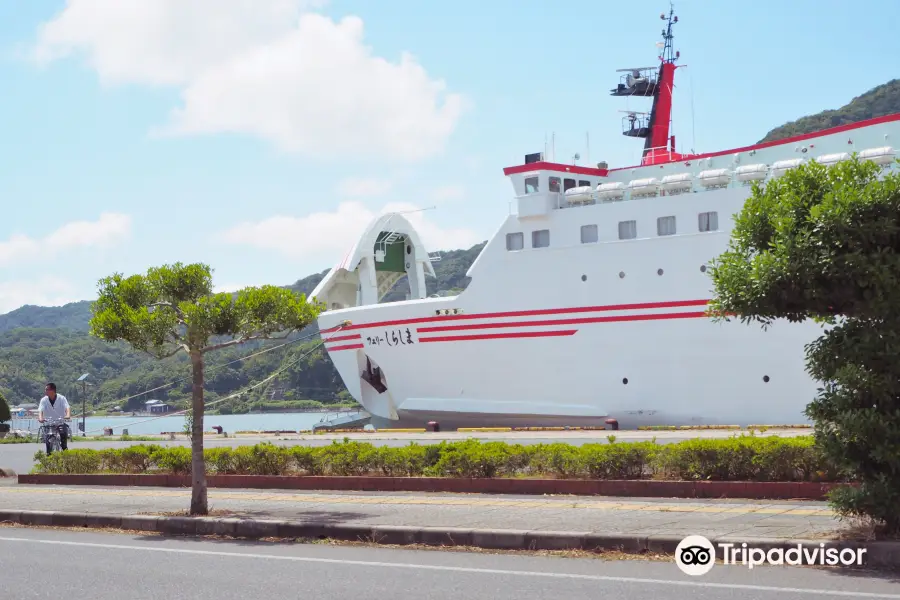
[0,390,11,423]
[708,156,900,531]
[89,262,322,515]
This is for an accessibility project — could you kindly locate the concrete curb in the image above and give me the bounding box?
[1,509,898,568]
[17,473,848,500]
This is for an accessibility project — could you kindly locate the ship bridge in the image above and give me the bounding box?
[502,153,611,218]
[311,212,436,311]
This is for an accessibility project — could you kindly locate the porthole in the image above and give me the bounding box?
[657,268,664,276]
[622,377,629,385]
[581,274,587,282]
[618,271,626,279]
[406,245,412,255]
[763,375,770,383]
[700,265,707,273]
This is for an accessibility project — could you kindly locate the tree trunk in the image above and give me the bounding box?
[189,350,207,515]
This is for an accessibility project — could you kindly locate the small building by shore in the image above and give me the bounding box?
[145,399,171,414]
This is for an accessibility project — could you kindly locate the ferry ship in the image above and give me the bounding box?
[310,7,899,430]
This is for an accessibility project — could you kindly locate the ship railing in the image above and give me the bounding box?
[374,213,404,261]
[508,150,897,216]
[509,191,569,215]
[642,145,679,165]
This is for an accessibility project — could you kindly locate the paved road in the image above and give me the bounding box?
[0,484,848,540]
[0,428,812,475]
[2,526,899,599]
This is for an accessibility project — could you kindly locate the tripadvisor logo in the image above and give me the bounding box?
[675,536,868,575]
[675,535,716,576]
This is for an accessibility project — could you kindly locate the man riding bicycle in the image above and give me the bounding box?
[37,382,71,454]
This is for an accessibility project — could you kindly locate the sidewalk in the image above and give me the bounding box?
[0,482,851,540]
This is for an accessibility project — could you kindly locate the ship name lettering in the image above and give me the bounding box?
[366,328,414,347]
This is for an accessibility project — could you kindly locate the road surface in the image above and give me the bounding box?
[2,526,899,599]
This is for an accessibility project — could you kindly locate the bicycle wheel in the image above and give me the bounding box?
[50,434,61,453]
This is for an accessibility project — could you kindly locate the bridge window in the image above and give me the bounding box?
[564,178,577,191]
[618,220,637,240]
[581,224,599,244]
[532,229,550,248]
[579,180,591,188]
[657,215,676,236]
[506,232,524,251]
[524,176,539,194]
[698,211,719,232]
[549,177,561,193]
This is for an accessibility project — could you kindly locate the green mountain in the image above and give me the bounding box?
[0,301,93,333]
[0,242,486,411]
[758,79,900,144]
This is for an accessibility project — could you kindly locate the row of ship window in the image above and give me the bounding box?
[524,176,587,194]
[505,211,719,250]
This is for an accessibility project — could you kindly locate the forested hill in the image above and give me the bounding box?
[758,79,900,144]
[0,242,486,410]
[0,301,93,333]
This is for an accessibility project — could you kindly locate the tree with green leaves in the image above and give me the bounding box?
[89,263,322,515]
[708,156,900,531]
[0,390,11,423]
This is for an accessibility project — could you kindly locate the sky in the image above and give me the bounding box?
[0,0,895,314]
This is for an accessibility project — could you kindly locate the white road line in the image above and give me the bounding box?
[1,536,897,598]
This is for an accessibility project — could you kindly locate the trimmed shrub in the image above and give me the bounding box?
[151,446,192,474]
[29,435,845,482]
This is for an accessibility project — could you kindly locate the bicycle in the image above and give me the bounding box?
[39,418,70,454]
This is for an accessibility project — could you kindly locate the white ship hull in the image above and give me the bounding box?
[309,17,900,430]
[316,187,822,429]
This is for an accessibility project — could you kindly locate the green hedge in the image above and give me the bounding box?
[31,435,847,482]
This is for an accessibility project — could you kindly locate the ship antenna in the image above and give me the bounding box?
[610,3,681,165]
[660,1,678,65]
[689,66,696,153]
[397,206,437,215]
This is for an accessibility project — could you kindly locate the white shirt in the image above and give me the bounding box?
[38,394,69,422]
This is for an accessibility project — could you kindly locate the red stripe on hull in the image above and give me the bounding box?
[320,299,710,333]
[418,330,577,343]
[323,333,362,343]
[417,310,708,333]
[327,343,364,352]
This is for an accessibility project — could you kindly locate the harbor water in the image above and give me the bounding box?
[11,411,340,436]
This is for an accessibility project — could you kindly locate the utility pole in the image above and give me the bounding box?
[77,373,89,437]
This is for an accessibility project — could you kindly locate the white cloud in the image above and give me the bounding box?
[219,201,480,263]
[0,213,131,266]
[0,277,81,314]
[430,184,466,202]
[33,0,465,161]
[336,177,393,198]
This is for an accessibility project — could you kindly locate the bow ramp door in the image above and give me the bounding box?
[310,213,437,310]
